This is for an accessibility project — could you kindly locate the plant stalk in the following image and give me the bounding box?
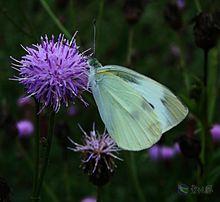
[129,152,146,202]
[97,186,103,202]
[31,101,40,201]
[200,49,209,169]
[35,111,56,199]
[194,0,202,13]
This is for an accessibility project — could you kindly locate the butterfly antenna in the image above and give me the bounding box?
[93,19,96,57]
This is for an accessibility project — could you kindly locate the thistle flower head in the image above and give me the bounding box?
[68,124,121,186]
[11,33,89,112]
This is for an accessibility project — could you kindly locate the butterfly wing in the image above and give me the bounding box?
[90,72,162,151]
[99,65,188,134]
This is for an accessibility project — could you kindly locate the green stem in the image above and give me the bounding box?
[40,0,71,39]
[97,186,103,202]
[35,111,56,198]
[200,50,209,168]
[32,101,40,201]
[176,33,190,95]
[126,27,134,66]
[194,0,202,13]
[129,152,146,202]
[64,162,72,202]
[17,140,58,202]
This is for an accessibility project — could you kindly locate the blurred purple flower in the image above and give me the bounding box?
[173,143,180,153]
[148,144,179,161]
[67,105,77,116]
[11,33,89,112]
[177,0,185,10]
[160,146,176,160]
[148,145,161,160]
[170,44,181,58]
[17,96,32,107]
[81,197,96,202]
[16,120,34,137]
[210,124,220,141]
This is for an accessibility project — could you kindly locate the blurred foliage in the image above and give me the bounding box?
[0,0,220,201]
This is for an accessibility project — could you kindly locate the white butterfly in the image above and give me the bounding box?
[88,58,188,151]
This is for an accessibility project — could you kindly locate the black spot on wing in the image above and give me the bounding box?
[142,99,155,110]
[148,102,155,109]
[161,99,166,105]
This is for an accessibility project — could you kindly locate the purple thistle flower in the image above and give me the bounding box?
[16,120,34,138]
[81,197,96,202]
[11,33,89,112]
[148,144,179,161]
[210,124,220,141]
[177,0,185,10]
[68,124,121,186]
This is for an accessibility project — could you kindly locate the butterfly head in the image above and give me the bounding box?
[87,58,102,88]
[88,58,102,70]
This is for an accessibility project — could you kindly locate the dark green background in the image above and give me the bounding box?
[0,0,220,201]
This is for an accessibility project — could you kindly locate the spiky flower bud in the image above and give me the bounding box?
[123,0,144,25]
[193,12,220,50]
[68,124,121,186]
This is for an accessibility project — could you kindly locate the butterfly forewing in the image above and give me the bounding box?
[99,65,188,133]
[91,71,162,150]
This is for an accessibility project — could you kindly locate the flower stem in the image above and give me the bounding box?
[32,100,40,201]
[18,138,58,202]
[97,186,103,202]
[64,162,72,202]
[129,152,146,202]
[35,111,56,199]
[194,0,202,13]
[200,49,209,168]
[39,0,71,39]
